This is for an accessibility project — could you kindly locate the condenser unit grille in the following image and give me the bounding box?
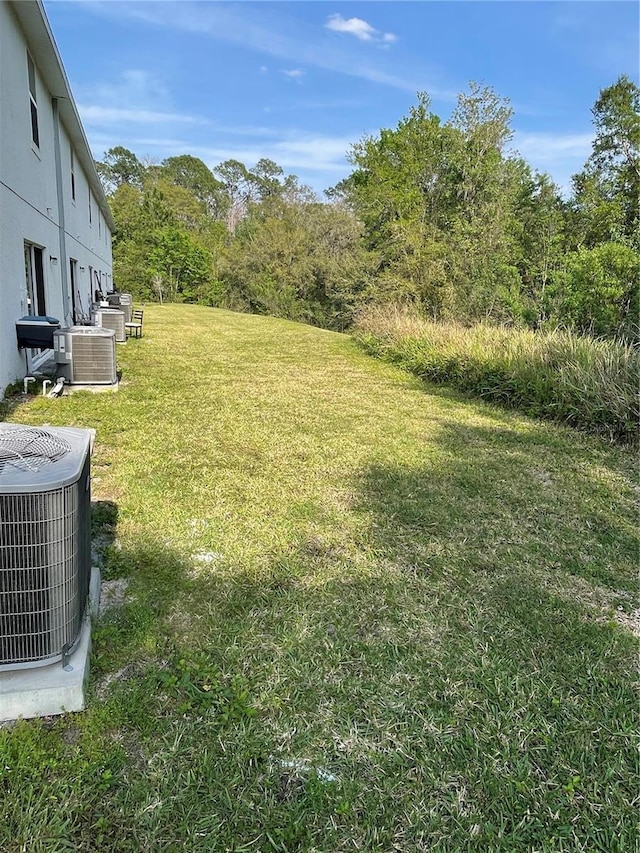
[98,311,125,342]
[106,294,132,323]
[0,454,91,668]
[72,334,116,383]
[0,427,71,474]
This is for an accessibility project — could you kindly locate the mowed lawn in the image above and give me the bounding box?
[1,304,638,853]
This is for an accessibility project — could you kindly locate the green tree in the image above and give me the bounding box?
[547,242,639,337]
[214,159,253,233]
[250,158,285,201]
[158,155,229,219]
[147,227,213,303]
[571,75,640,248]
[220,197,370,327]
[96,146,145,195]
[342,94,457,311]
[144,177,208,231]
[512,171,566,325]
[342,85,528,322]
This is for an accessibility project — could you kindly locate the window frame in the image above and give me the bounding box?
[27,53,39,148]
[24,242,46,317]
[70,146,76,201]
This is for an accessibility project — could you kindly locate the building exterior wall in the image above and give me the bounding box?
[0,1,113,395]
[59,121,113,323]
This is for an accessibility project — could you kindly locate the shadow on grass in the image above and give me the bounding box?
[47,410,636,853]
[357,412,638,596]
[92,500,119,564]
[88,501,196,700]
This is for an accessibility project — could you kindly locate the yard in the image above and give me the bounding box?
[1,304,638,852]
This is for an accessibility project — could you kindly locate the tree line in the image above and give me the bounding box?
[97,75,639,339]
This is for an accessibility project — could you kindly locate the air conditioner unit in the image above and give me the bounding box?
[92,307,126,342]
[54,326,117,385]
[106,292,132,323]
[0,424,94,670]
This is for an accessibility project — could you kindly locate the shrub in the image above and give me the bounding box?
[548,243,640,339]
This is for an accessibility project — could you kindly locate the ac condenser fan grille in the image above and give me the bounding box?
[0,427,71,474]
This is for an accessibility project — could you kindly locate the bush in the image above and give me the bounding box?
[548,243,640,339]
[354,305,639,443]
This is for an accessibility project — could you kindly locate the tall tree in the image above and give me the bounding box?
[571,75,640,248]
[250,158,285,201]
[147,227,213,303]
[513,172,566,325]
[159,155,228,219]
[547,242,639,338]
[341,85,528,322]
[214,159,253,233]
[96,146,145,195]
[220,196,370,328]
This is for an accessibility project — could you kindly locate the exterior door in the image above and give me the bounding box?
[70,258,78,322]
[24,242,46,316]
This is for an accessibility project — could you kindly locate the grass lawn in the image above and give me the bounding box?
[1,304,638,852]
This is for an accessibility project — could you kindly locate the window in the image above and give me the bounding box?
[98,212,102,239]
[27,54,39,147]
[88,190,92,225]
[70,147,76,200]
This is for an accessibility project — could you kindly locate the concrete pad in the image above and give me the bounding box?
[62,381,119,394]
[0,568,101,722]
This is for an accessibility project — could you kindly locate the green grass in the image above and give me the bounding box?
[1,304,638,852]
[354,304,640,444]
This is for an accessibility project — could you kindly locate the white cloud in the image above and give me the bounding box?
[86,4,423,94]
[192,133,355,174]
[84,118,360,195]
[75,68,209,131]
[326,14,377,42]
[282,69,305,79]
[511,130,593,194]
[91,69,169,108]
[87,121,354,171]
[513,131,593,160]
[274,134,356,168]
[79,105,207,126]
[325,13,398,45]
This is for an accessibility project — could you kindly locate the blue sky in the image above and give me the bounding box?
[44,1,639,197]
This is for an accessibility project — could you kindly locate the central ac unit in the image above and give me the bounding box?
[0,424,94,670]
[54,326,117,385]
[92,307,126,342]
[106,292,132,323]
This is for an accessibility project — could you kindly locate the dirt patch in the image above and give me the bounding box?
[99,578,130,614]
[95,662,139,700]
[614,607,640,638]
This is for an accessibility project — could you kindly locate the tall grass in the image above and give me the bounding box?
[354,305,639,443]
